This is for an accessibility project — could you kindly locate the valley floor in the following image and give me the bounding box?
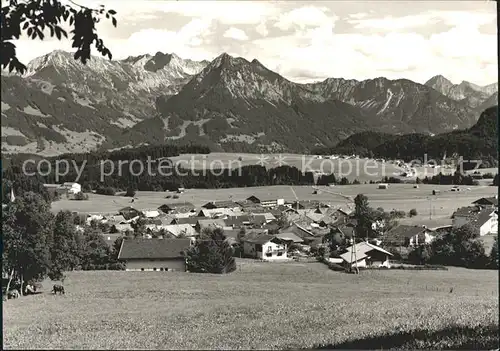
[51,184,497,228]
[3,261,498,349]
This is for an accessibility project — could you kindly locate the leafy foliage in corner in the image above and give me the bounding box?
[185,228,236,274]
[1,0,117,74]
[2,191,54,285]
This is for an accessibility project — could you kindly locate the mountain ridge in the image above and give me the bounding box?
[1,50,498,155]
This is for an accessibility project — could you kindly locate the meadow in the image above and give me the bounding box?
[3,260,498,349]
[51,184,497,228]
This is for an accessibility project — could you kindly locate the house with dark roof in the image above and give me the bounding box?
[242,234,288,260]
[118,206,142,221]
[340,242,393,269]
[383,225,434,247]
[274,232,304,244]
[171,216,205,226]
[472,196,498,208]
[452,206,498,236]
[244,196,284,208]
[158,202,196,215]
[224,215,251,228]
[118,238,192,272]
[202,200,240,210]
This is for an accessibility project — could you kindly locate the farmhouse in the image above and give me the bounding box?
[141,209,161,218]
[118,238,192,272]
[62,182,82,194]
[245,196,285,208]
[163,224,197,238]
[340,242,393,269]
[242,234,288,260]
[452,206,498,236]
[198,208,242,218]
[274,232,304,244]
[202,200,240,210]
[290,200,328,210]
[119,206,142,221]
[158,202,196,215]
[472,196,498,208]
[224,215,251,228]
[172,216,205,227]
[383,225,435,247]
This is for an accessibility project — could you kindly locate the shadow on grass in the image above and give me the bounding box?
[311,324,499,350]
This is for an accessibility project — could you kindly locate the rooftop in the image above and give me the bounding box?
[118,238,192,260]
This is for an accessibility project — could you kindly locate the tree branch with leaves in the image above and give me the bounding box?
[1,0,118,74]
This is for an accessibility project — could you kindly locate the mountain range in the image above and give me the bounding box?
[1,50,497,155]
[320,105,498,166]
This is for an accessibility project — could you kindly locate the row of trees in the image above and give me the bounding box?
[3,164,371,203]
[408,224,498,269]
[2,192,123,294]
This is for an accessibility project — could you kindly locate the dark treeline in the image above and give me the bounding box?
[4,143,210,167]
[312,106,498,168]
[2,163,322,199]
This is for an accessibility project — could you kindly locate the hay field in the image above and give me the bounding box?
[51,184,496,227]
[3,261,498,349]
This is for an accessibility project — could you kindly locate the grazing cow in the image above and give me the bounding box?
[52,284,65,295]
[7,289,20,299]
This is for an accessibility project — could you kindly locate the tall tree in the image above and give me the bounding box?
[79,226,111,270]
[49,210,81,280]
[2,192,54,294]
[354,194,373,239]
[185,228,236,274]
[2,0,118,74]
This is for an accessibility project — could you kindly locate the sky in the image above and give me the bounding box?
[12,0,498,86]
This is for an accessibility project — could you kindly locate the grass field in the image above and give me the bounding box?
[3,261,498,349]
[52,184,496,228]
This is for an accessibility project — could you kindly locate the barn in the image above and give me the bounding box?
[118,238,192,272]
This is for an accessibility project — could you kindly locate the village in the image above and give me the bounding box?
[38,181,499,273]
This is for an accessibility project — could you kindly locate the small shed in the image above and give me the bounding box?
[378,183,389,189]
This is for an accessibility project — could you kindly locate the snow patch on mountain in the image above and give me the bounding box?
[378,89,394,114]
[1,127,26,137]
[20,106,50,118]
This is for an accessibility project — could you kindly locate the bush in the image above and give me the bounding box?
[73,192,89,200]
[408,208,418,217]
[326,262,345,271]
[96,186,116,196]
[125,187,136,197]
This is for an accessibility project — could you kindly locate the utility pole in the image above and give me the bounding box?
[351,229,359,274]
[428,198,432,220]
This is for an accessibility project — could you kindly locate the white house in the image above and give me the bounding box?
[62,182,82,194]
[452,207,498,236]
[163,224,197,238]
[142,209,160,218]
[340,242,393,269]
[242,235,288,261]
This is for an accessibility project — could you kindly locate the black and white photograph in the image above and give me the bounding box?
[1,0,499,349]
